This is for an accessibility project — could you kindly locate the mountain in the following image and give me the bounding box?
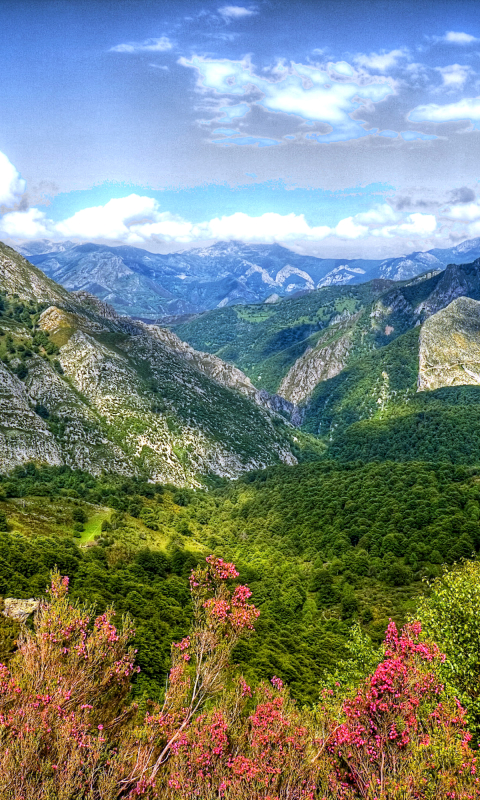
[23,240,382,319]
[174,274,428,397]
[176,257,480,461]
[0,241,318,484]
[19,235,480,321]
[417,296,480,391]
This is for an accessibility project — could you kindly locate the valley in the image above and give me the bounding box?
[3,239,480,796]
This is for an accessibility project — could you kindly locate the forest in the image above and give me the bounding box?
[1,459,480,705]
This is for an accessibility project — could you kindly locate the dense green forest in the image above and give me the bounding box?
[2,460,479,703]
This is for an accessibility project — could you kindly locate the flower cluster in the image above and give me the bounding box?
[2,563,480,800]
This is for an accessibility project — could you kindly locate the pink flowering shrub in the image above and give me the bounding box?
[0,569,139,799]
[1,561,480,800]
[131,556,261,789]
[329,621,480,799]
[160,676,332,800]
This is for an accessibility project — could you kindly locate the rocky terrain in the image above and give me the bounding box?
[0,242,306,484]
[418,296,480,391]
[177,258,480,408]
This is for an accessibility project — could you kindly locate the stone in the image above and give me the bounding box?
[3,598,40,623]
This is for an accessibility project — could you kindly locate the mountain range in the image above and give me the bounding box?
[18,236,480,321]
[176,255,480,462]
[6,238,480,482]
[0,242,317,484]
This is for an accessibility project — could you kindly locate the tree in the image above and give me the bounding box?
[416,560,480,738]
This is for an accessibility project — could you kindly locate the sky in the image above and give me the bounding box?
[2,0,480,257]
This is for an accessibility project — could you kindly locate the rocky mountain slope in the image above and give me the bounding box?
[418,296,480,391]
[18,236,480,320]
[175,272,432,399]
[0,242,311,483]
[176,258,480,407]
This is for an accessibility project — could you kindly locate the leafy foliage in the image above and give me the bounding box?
[2,460,480,704]
[1,565,479,799]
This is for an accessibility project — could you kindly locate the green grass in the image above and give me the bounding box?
[77,508,111,545]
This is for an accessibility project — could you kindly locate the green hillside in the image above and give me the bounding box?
[175,280,394,393]
[2,459,480,703]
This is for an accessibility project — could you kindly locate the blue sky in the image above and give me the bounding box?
[1,0,480,256]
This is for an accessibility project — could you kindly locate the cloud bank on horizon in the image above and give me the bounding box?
[2,0,480,257]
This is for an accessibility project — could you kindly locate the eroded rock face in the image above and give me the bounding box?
[3,598,40,623]
[278,314,362,405]
[0,361,62,473]
[418,296,480,391]
[0,247,299,485]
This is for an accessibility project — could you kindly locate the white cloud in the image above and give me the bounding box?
[0,193,443,249]
[0,151,26,207]
[443,31,477,45]
[109,36,173,54]
[218,6,256,20]
[354,48,409,72]
[202,211,330,242]
[443,200,480,221]
[396,212,437,235]
[55,195,162,240]
[409,96,480,126]
[334,217,368,239]
[0,207,48,238]
[0,155,451,251]
[354,204,398,224]
[435,64,471,90]
[181,56,394,143]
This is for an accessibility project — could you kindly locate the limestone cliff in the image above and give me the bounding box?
[418,296,480,391]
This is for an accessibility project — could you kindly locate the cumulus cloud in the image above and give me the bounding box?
[0,207,48,238]
[0,193,443,250]
[443,31,477,45]
[396,212,437,235]
[0,153,456,250]
[218,5,256,20]
[442,199,480,221]
[408,96,480,127]
[354,48,409,72]
[109,36,173,53]
[55,195,162,240]
[0,151,26,207]
[435,63,471,90]
[204,211,328,241]
[180,56,394,143]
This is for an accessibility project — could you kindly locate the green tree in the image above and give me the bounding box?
[416,560,480,738]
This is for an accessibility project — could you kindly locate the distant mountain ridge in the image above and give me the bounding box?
[19,236,480,320]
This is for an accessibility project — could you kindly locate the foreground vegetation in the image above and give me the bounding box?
[2,557,480,799]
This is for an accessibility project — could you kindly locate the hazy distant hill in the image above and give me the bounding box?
[18,236,480,320]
